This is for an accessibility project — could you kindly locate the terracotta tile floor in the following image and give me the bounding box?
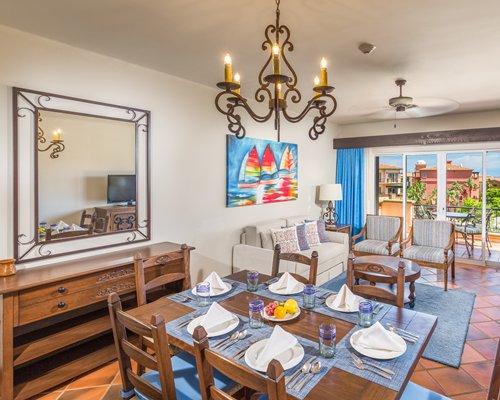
[33,263,499,400]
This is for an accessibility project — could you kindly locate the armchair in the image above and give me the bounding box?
[401,219,455,291]
[351,215,403,257]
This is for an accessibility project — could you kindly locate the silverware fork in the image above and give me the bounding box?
[352,358,392,380]
[175,313,202,328]
[350,353,395,375]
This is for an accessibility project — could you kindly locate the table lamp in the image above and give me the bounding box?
[319,184,342,225]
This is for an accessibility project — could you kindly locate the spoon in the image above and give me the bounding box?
[213,331,240,349]
[288,359,312,388]
[219,330,248,350]
[296,361,321,391]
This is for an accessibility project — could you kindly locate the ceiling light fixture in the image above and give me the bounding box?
[215,0,338,142]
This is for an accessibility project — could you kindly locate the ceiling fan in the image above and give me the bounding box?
[360,79,459,125]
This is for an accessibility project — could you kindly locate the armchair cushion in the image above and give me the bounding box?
[366,215,401,242]
[354,240,400,256]
[404,245,454,264]
[413,220,452,248]
[455,225,482,235]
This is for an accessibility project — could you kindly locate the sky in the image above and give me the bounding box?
[379,153,500,177]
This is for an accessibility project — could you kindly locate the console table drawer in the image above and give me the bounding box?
[19,265,135,307]
[19,278,136,325]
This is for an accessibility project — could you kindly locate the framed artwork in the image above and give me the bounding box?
[226,135,298,207]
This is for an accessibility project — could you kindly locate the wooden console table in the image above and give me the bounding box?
[0,241,193,400]
[94,205,136,232]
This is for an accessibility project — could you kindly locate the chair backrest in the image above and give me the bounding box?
[80,209,96,229]
[93,215,110,234]
[366,215,402,242]
[488,337,500,400]
[134,244,191,306]
[46,227,93,241]
[271,244,318,285]
[108,293,176,400]
[412,219,453,248]
[347,254,405,308]
[192,326,287,400]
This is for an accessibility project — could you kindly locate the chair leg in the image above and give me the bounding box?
[451,259,455,279]
[444,269,448,291]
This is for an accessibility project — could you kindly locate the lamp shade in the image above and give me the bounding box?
[319,184,342,201]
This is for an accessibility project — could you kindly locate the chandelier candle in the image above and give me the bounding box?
[234,73,241,95]
[224,54,232,82]
[314,76,320,97]
[273,43,280,74]
[320,58,328,86]
[53,129,61,142]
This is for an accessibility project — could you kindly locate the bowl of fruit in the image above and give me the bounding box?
[262,299,300,322]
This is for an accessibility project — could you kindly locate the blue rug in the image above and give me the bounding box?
[321,273,476,368]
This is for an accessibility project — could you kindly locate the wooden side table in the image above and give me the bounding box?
[325,224,351,248]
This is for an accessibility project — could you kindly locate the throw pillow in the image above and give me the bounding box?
[304,221,321,247]
[295,224,310,251]
[260,231,274,249]
[306,219,330,243]
[271,227,300,253]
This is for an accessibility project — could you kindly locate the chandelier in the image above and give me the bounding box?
[37,112,66,159]
[215,0,337,142]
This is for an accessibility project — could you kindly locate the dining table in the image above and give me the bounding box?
[127,270,437,400]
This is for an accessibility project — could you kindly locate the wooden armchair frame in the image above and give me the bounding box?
[193,326,286,400]
[401,223,455,291]
[272,244,318,285]
[351,215,403,257]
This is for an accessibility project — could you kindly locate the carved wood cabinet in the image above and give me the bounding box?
[94,205,137,232]
[0,242,193,400]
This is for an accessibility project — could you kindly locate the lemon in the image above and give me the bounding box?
[284,299,298,314]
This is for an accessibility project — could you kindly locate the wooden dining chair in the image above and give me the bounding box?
[134,244,191,307]
[347,254,406,308]
[272,244,319,285]
[193,326,287,400]
[108,293,234,400]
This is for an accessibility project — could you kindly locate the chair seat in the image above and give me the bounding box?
[401,382,450,400]
[403,245,453,264]
[455,225,482,234]
[354,239,400,256]
[135,351,234,400]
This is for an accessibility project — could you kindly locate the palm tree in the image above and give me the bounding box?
[407,180,426,204]
[464,178,479,198]
[428,188,438,205]
[447,181,464,206]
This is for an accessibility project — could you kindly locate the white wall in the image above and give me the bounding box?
[0,25,338,281]
[38,110,135,225]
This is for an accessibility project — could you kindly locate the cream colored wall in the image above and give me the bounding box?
[38,110,135,225]
[0,25,338,281]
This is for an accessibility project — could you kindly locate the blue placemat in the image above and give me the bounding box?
[166,310,336,399]
[166,280,246,309]
[330,319,428,392]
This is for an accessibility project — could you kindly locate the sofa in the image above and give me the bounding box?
[232,215,349,285]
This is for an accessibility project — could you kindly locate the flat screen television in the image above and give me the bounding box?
[107,175,136,204]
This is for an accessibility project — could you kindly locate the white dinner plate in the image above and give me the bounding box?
[186,314,239,338]
[191,282,232,297]
[268,282,305,296]
[350,329,407,360]
[244,339,304,372]
[325,294,363,313]
[261,308,301,322]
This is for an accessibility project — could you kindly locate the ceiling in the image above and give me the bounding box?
[1,0,500,124]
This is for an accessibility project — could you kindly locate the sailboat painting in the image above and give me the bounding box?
[227,135,298,207]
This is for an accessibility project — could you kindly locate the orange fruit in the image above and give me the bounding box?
[274,306,287,319]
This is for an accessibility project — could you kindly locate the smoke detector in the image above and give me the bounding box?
[358,43,376,55]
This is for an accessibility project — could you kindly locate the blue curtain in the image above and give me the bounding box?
[335,148,365,236]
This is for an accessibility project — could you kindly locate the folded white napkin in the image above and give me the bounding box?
[257,325,298,368]
[271,272,301,294]
[57,220,70,231]
[71,224,87,231]
[199,302,235,332]
[203,272,227,295]
[331,284,363,311]
[352,321,406,353]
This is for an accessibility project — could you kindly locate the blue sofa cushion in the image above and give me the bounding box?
[134,351,234,400]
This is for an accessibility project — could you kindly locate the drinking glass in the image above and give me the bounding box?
[358,301,374,328]
[303,284,316,309]
[247,270,259,292]
[196,282,211,306]
[249,299,264,329]
[319,323,336,358]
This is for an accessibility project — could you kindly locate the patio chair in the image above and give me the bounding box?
[414,204,434,220]
[455,208,493,256]
[401,219,455,291]
[351,215,403,256]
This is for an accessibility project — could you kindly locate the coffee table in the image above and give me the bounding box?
[353,255,421,308]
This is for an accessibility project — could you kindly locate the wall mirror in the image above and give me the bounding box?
[14,88,151,263]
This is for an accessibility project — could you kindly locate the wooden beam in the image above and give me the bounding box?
[333,126,500,149]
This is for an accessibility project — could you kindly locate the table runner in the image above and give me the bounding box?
[165,310,337,399]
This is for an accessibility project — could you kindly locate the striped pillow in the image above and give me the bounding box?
[295,224,310,251]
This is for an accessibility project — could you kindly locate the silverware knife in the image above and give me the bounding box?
[387,323,419,340]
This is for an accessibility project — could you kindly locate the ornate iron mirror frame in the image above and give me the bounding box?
[13,87,151,263]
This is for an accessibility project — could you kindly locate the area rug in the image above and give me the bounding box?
[321,273,476,368]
